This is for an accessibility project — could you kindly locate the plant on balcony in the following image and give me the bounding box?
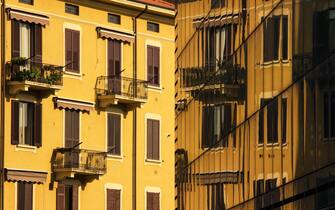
[46,71,61,85]
[11,66,41,82]
[11,57,28,66]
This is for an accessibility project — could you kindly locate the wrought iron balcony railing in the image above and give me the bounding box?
[52,148,107,176]
[95,75,148,107]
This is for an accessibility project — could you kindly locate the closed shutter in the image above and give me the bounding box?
[152,120,160,160]
[33,24,42,65]
[25,183,33,210]
[114,41,121,76]
[153,47,160,86]
[12,20,20,58]
[65,29,72,71]
[152,193,160,210]
[147,119,153,159]
[17,182,25,210]
[147,192,153,210]
[72,30,80,73]
[11,101,20,145]
[107,189,121,210]
[56,184,65,210]
[72,185,78,210]
[65,110,73,148]
[107,114,121,155]
[34,103,42,147]
[147,46,153,84]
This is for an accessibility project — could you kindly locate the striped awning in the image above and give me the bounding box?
[96,27,134,43]
[6,8,49,26]
[193,14,239,28]
[194,171,242,185]
[5,169,47,184]
[53,97,94,113]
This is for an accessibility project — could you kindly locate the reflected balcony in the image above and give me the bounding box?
[6,57,64,95]
[95,76,148,108]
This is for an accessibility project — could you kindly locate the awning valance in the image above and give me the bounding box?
[97,27,134,43]
[53,97,94,113]
[6,8,49,26]
[193,14,239,28]
[5,169,47,184]
[194,171,242,185]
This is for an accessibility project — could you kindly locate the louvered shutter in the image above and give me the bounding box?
[12,20,20,58]
[17,182,25,210]
[72,30,80,73]
[65,29,73,71]
[114,115,121,155]
[56,184,65,210]
[152,120,160,160]
[33,24,42,66]
[153,193,160,210]
[11,101,20,145]
[147,192,153,210]
[34,103,42,147]
[147,119,153,159]
[147,46,153,84]
[72,185,79,210]
[153,47,160,86]
[65,110,72,148]
[107,189,120,210]
[25,183,33,210]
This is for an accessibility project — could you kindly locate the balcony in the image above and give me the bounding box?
[181,61,246,102]
[51,148,107,181]
[95,76,148,108]
[6,57,64,95]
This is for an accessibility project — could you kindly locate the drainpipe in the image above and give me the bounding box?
[0,0,5,209]
[132,5,147,210]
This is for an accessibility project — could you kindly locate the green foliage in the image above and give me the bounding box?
[46,71,62,85]
[11,57,27,66]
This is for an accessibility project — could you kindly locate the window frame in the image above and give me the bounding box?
[105,183,123,210]
[19,0,33,5]
[63,109,81,148]
[65,3,79,16]
[108,13,121,25]
[147,22,159,33]
[145,41,162,90]
[106,112,123,159]
[63,23,82,77]
[145,187,161,210]
[16,182,34,210]
[145,113,162,164]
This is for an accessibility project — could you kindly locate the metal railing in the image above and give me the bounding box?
[95,76,148,100]
[7,58,64,86]
[52,148,107,175]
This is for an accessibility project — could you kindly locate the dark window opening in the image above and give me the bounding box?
[254,179,264,210]
[211,0,225,9]
[282,98,287,144]
[207,183,225,210]
[267,98,278,143]
[65,3,79,15]
[147,22,159,33]
[17,182,33,210]
[108,14,121,24]
[107,113,121,155]
[265,179,280,210]
[19,0,33,5]
[56,184,78,210]
[324,91,335,139]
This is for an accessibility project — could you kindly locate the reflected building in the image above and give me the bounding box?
[174,0,335,209]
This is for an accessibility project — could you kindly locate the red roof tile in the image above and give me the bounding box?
[135,0,175,10]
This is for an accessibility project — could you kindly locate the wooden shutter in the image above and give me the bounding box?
[153,47,160,86]
[72,111,80,144]
[152,193,160,210]
[72,185,79,210]
[65,29,72,71]
[107,114,121,155]
[107,189,121,210]
[72,30,80,73]
[147,46,153,84]
[11,101,20,145]
[152,120,160,160]
[32,24,42,65]
[25,183,33,210]
[108,40,115,76]
[65,110,73,148]
[147,119,153,159]
[56,184,65,210]
[17,182,25,210]
[114,41,121,76]
[34,103,42,147]
[147,192,153,210]
[12,20,20,58]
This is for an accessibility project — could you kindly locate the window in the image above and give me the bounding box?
[19,0,33,5]
[263,15,288,62]
[329,10,335,51]
[65,29,80,73]
[17,182,33,210]
[259,98,278,144]
[107,40,121,94]
[12,20,42,63]
[107,113,121,156]
[211,0,225,9]
[254,179,264,210]
[107,189,121,210]
[56,184,78,210]
[65,110,80,148]
[324,91,335,139]
[265,179,280,210]
[147,192,160,210]
[147,119,160,161]
[205,24,236,68]
[316,176,335,209]
[65,3,79,15]
[147,46,160,86]
[282,98,287,144]
[202,104,232,148]
[108,14,121,24]
[147,22,159,33]
[207,183,224,209]
[11,101,42,147]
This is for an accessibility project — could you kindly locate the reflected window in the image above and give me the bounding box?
[211,0,225,9]
[324,91,335,140]
[329,9,335,51]
[263,15,288,62]
[259,98,279,144]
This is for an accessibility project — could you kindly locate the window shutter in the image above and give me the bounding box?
[32,24,43,65]
[25,183,33,210]
[115,190,120,210]
[72,30,80,73]
[114,41,121,76]
[72,185,79,210]
[147,192,153,210]
[108,40,115,76]
[11,101,20,145]
[147,46,153,84]
[17,182,25,210]
[12,20,20,58]
[65,110,72,148]
[201,106,207,148]
[107,114,114,152]
[153,120,160,160]
[56,184,65,210]
[107,189,113,210]
[107,114,121,155]
[72,111,80,142]
[107,189,120,210]
[114,115,121,155]
[65,29,73,71]
[153,47,160,86]
[34,103,42,147]
[153,193,160,210]
[147,119,153,159]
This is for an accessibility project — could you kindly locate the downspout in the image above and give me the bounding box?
[0,0,5,209]
[132,5,147,210]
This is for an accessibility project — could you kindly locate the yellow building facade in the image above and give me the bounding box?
[175,0,335,209]
[0,0,175,210]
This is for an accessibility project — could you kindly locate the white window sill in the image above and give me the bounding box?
[259,59,291,67]
[15,144,37,152]
[107,154,123,161]
[64,71,82,78]
[148,85,162,92]
[145,159,162,165]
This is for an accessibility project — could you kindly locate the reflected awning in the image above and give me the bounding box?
[194,171,242,185]
[6,8,49,26]
[5,169,47,184]
[53,97,94,113]
[193,13,239,28]
[96,27,134,43]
